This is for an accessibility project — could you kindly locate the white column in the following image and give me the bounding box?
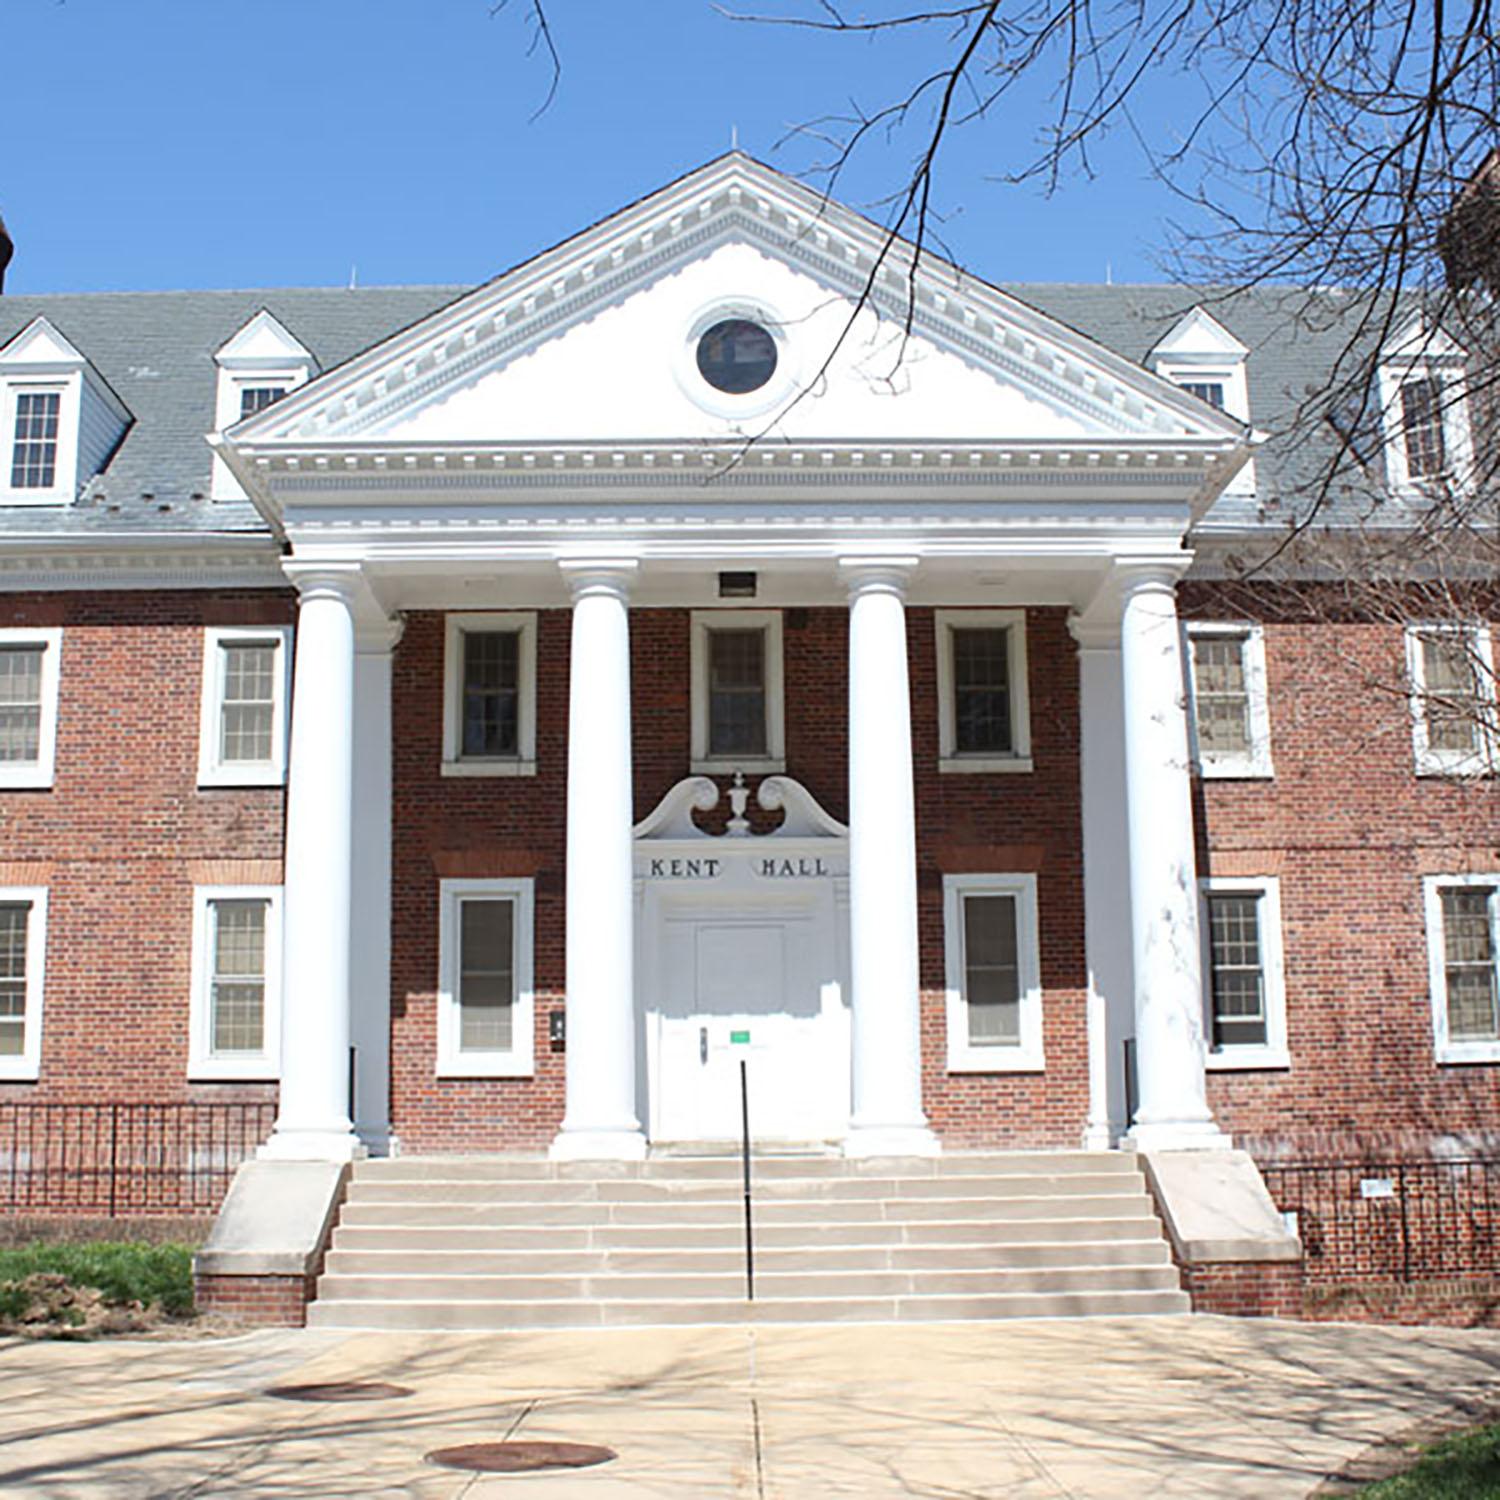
[1072,617,1135,1150]
[551,560,646,1162]
[349,617,401,1156]
[841,558,939,1158]
[1117,561,1228,1151]
[263,567,363,1162]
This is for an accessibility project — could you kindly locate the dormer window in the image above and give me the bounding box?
[10,392,60,489]
[1400,377,1447,479]
[211,310,316,501]
[1147,306,1253,495]
[1378,316,1472,492]
[1180,380,1226,410]
[238,385,287,422]
[0,318,130,507]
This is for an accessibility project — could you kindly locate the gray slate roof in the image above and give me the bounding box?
[0,279,1389,539]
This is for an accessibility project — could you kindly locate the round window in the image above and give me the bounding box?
[695,319,778,395]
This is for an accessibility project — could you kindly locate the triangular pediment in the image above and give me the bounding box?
[229,155,1245,456]
[216,309,316,372]
[0,316,89,371]
[1148,306,1248,364]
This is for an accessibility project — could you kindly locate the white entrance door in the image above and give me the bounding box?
[652,899,847,1143]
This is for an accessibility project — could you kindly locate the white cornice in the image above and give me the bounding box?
[0,538,284,593]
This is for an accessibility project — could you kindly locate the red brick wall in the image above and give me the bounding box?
[387,604,1088,1151]
[195,1271,312,1327]
[0,591,289,1112]
[1182,587,1500,1158]
[1181,1261,1304,1317]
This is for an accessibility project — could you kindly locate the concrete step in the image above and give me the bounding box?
[340,1171,1141,1206]
[335,1193,1154,1229]
[352,1151,1141,1183]
[329,1213,1163,1252]
[314,1263,1183,1303]
[322,1238,1174,1276]
[306,1287,1192,1330]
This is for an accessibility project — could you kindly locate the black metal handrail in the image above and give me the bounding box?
[0,1101,275,1217]
[1262,1157,1500,1283]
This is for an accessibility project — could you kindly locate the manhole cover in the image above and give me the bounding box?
[264,1381,414,1402]
[426,1441,617,1473]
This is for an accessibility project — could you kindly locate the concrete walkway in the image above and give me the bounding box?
[3,1316,1500,1496]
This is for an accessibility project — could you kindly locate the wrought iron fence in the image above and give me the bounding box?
[0,1102,275,1217]
[1263,1159,1500,1283]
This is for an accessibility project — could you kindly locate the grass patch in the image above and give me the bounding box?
[1358,1420,1500,1496]
[0,1241,195,1321]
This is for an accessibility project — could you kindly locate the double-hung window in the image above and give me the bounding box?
[690,611,785,773]
[1406,624,1496,776]
[1425,876,1500,1064]
[198,626,292,787]
[942,873,1043,1071]
[437,878,535,1076]
[935,610,1032,772]
[1184,622,1273,778]
[0,628,62,790]
[10,392,60,490]
[1199,877,1289,1070]
[442,613,537,776]
[189,886,282,1079]
[0,888,47,1081]
[1400,378,1448,479]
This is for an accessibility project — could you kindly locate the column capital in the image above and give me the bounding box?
[282,561,364,605]
[1111,552,1193,597]
[558,558,638,603]
[838,556,919,600]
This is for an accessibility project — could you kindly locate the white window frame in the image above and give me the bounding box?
[1425,874,1500,1065]
[0,379,77,509]
[1199,875,1290,1071]
[935,609,1033,773]
[188,885,283,1081]
[0,627,62,791]
[1184,621,1274,779]
[942,872,1044,1073]
[196,626,293,788]
[0,887,48,1082]
[1405,622,1497,777]
[441,613,538,777]
[1376,322,1475,495]
[690,609,786,774]
[437,877,535,1078]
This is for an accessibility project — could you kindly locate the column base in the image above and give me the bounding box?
[549,1128,648,1163]
[258,1129,367,1164]
[1124,1118,1233,1152]
[1081,1120,1116,1151]
[843,1123,942,1159]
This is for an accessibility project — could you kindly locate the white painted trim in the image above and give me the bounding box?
[934,609,1032,773]
[689,608,786,773]
[436,876,535,1078]
[1425,873,1500,1065]
[0,888,47,1081]
[942,872,1044,1073]
[196,625,293,788]
[672,296,803,421]
[1377,322,1476,495]
[187,885,283,1082]
[1199,875,1290,1071]
[1184,621,1274,779]
[0,377,76,508]
[0,628,62,791]
[440,612,538,777]
[1405,622,1497,777]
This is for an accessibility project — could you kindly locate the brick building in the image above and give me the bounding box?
[0,155,1493,1206]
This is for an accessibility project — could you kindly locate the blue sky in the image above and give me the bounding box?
[4,1,1202,295]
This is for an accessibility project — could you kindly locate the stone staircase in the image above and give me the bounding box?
[307,1151,1189,1329]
